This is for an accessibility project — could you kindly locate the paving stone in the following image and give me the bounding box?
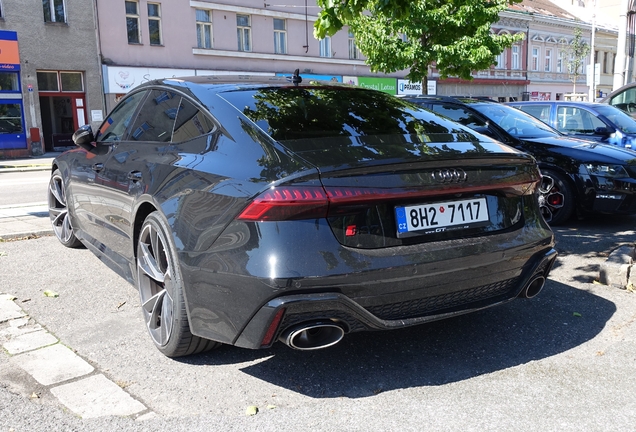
[3,329,58,354]
[12,344,94,385]
[0,294,26,323]
[0,320,43,338]
[51,374,146,418]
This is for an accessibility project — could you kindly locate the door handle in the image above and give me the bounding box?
[128,171,143,182]
[92,163,104,172]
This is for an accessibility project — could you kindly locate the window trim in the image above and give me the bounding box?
[320,37,332,58]
[273,18,287,55]
[531,47,540,71]
[147,2,163,46]
[237,14,251,52]
[348,31,360,60]
[196,9,213,49]
[544,48,552,72]
[125,0,141,44]
[37,71,84,93]
[511,45,520,70]
[42,0,67,24]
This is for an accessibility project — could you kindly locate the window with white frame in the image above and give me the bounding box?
[557,50,565,73]
[531,47,539,71]
[320,37,332,58]
[196,9,212,49]
[42,0,66,23]
[544,48,552,72]
[274,18,287,54]
[348,31,360,60]
[148,3,162,45]
[495,49,505,69]
[125,1,141,44]
[237,14,251,52]
[512,45,520,70]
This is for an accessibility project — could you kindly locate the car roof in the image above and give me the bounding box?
[505,100,617,111]
[601,81,636,103]
[402,95,498,105]
[136,74,351,95]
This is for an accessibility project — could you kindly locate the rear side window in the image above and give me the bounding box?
[430,103,487,129]
[220,86,478,143]
[129,89,181,142]
[517,105,550,123]
[172,98,216,142]
[98,91,147,142]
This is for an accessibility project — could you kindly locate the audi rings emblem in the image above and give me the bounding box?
[431,168,468,183]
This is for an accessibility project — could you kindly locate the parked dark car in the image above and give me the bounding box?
[404,96,636,225]
[506,100,636,148]
[49,76,556,357]
[601,81,636,118]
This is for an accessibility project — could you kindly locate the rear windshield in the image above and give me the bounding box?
[220,86,483,145]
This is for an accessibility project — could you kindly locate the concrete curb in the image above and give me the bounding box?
[0,166,52,173]
[599,245,636,289]
[0,229,54,241]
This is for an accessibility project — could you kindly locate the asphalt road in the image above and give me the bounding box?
[1,215,636,431]
[0,171,49,206]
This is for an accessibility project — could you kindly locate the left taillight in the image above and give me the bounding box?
[237,186,330,221]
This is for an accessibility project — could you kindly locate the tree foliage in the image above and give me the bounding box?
[560,27,590,94]
[315,0,523,87]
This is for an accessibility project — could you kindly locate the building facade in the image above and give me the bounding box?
[0,0,626,158]
[0,0,104,157]
[96,0,413,112]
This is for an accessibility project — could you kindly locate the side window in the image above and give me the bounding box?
[97,91,147,143]
[172,99,216,142]
[518,105,550,123]
[431,104,487,129]
[555,107,603,134]
[129,89,181,142]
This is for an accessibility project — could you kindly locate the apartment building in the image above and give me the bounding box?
[95,0,413,112]
[0,0,104,157]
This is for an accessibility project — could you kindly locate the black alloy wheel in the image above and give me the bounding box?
[48,169,83,248]
[538,170,574,225]
[136,211,220,357]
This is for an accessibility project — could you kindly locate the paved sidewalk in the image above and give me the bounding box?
[0,293,149,419]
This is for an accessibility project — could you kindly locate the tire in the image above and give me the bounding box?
[136,211,220,357]
[538,169,575,226]
[48,169,83,248]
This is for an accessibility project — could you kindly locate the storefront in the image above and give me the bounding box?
[345,76,397,95]
[36,70,88,151]
[0,30,27,151]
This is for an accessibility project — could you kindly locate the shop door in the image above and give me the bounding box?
[39,93,86,151]
[0,99,27,150]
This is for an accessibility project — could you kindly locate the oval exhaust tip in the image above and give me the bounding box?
[280,322,345,351]
[520,275,546,299]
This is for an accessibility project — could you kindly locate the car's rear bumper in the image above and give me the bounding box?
[233,247,557,349]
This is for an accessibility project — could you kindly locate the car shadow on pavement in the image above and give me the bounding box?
[182,279,615,398]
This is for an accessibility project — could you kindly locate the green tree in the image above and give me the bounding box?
[315,0,522,94]
[560,27,590,95]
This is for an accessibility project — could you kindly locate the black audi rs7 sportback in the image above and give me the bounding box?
[49,75,556,357]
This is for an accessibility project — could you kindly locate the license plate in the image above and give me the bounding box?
[395,197,489,235]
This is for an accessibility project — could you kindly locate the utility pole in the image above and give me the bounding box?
[588,0,596,102]
[614,0,629,90]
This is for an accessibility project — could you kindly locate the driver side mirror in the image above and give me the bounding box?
[594,126,614,137]
[72,124,95,150]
